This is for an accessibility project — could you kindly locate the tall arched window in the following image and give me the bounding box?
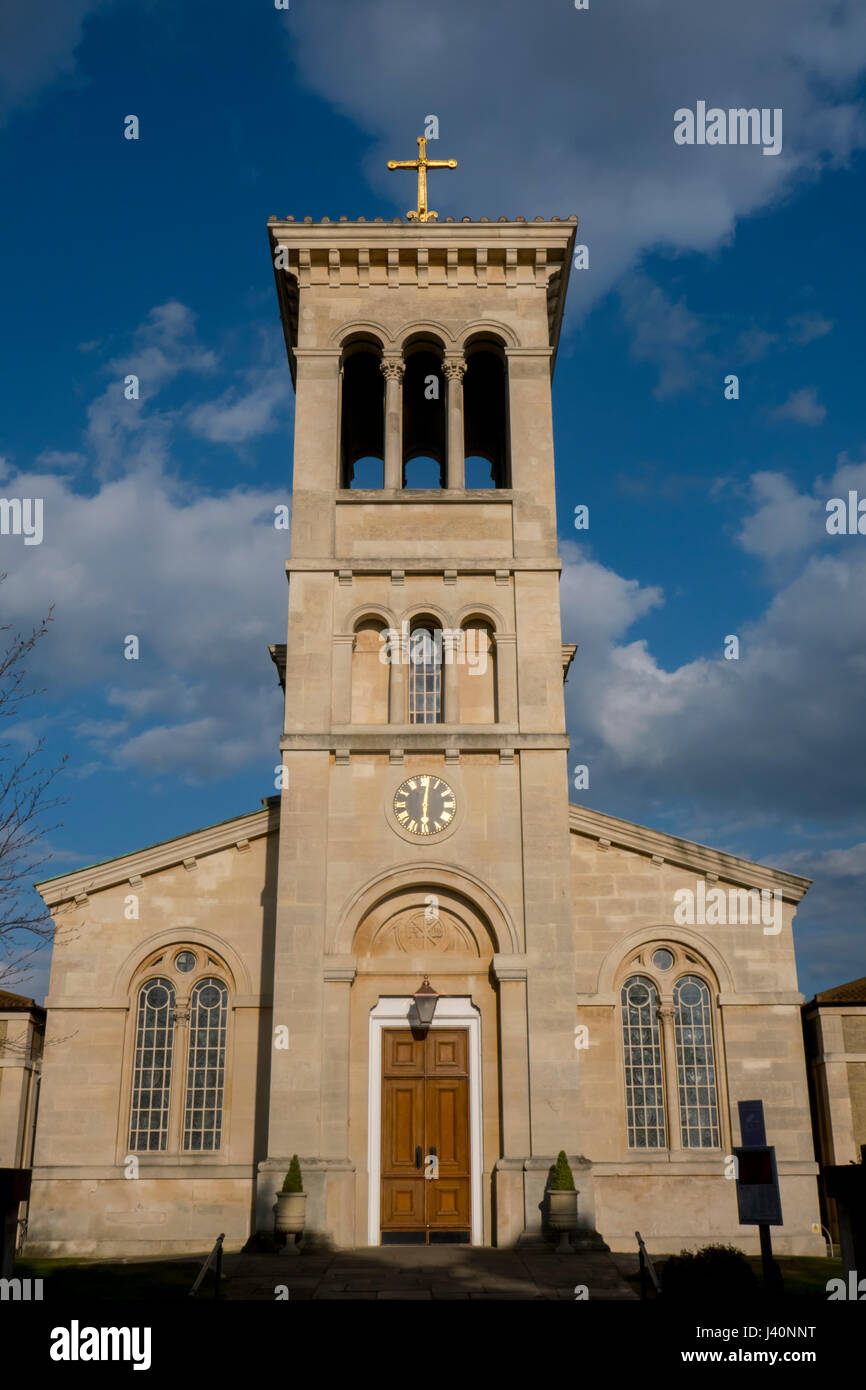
[463,340,509,488]
[183,978,228,1152]
[127,950,231,1154]
[340,341,384,488]
[621,975,666,1149]
[129,977,175,1152]
[408,622,442,723]
[674,975,720,1148]
[402,341,446,488]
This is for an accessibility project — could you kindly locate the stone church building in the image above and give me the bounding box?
[26,193,823,1257]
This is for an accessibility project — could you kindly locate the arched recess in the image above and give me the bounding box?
[594,924,736,998]
[463,335,509,488]
[458,615,497,724]
[351,616,390,724]
[330,864,520,956]
[340,335,385,487]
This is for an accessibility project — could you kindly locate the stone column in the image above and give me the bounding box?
[658,1004,682,1152]
[442,628,460,723]
[493,633,517,726]
[321,962,357,1158]
[443,355,466,489]
[493,959,531,1155]
[388,624,406,722]
[331,633,355,725]
[381,355,405,490]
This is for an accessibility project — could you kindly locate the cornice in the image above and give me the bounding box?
[568,803,812,903]
[36,805,280,908]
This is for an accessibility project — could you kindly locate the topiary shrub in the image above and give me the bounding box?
[549,1150,576,1191]
[661,1243,756,1299]
[281,1154,303,1193]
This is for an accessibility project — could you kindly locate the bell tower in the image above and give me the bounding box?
[259,160,580,1247]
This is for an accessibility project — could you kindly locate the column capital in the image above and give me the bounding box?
[442,355,467,382]
[380,355,405,381]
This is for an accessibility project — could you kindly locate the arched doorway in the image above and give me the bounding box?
[346,883,502,1246]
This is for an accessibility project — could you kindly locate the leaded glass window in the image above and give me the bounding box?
[674,975,720,1148]
[129,977,175,1151]
[408,626,442,724]
[182,977,228,1152]
[621,976,666,1148]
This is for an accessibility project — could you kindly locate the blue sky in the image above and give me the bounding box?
[1,0,865,1000]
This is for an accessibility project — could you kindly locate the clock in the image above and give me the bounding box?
[392,774,457,837]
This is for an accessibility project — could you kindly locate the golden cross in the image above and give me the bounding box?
[387,136,457,223]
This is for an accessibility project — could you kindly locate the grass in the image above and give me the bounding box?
[11,1255,214,1299]
[622,1254,843,1301]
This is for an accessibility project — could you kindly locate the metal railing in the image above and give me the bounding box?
[635,1229,662,1299]
[188,1233,225,1298]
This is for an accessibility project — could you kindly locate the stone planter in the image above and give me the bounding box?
[547,1188,578,1253]
[275,1190,307,1248]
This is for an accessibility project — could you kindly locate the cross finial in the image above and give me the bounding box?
[387,136,457,223]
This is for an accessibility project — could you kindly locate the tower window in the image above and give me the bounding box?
[463,344,508,488]
[402,345,445,488]
[340,344,384,487]
[408,624,442,723]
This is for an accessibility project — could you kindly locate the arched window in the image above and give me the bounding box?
[457,621,497,723]
[127,950,231,1154]
[183,978,228,1152]
[351,618,389,724]
[402,342,446,487]
[674,975,720,1148]
[129,977,175,1152]
[408,621,442,724]
[463,341,509,488]
[340,342,384,487]
[620,975,666,1149]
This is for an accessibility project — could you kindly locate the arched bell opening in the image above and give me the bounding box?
[463,339,509,489]
[402,340,446,488]
[340,339,385,488]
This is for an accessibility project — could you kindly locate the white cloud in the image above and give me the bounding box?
[787,312,834,344]
[562,465,866,823]
[0,465,289,781]
[289,0,866,307]
[735,471,822,563]
[186,368,288,445]
[617,274,711,398]
[769,386,826,425]
[0,1,110,125]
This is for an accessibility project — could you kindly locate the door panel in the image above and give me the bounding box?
[381,1028,471,1243]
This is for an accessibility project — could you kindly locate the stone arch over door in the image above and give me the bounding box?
[331,863,520,956]
[352,883,497,967]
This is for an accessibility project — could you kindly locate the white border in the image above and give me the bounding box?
[367,996,483,1246]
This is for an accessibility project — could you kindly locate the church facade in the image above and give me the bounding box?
[26,202,823,1257]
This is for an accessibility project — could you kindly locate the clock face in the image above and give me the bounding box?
[392,775,456,836]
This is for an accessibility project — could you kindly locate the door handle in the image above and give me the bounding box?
[415,1145,423,1169]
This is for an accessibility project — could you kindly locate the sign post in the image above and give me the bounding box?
[734,1100,784,1296]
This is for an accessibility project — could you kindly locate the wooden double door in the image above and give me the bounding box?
[380,1028,471,1244]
